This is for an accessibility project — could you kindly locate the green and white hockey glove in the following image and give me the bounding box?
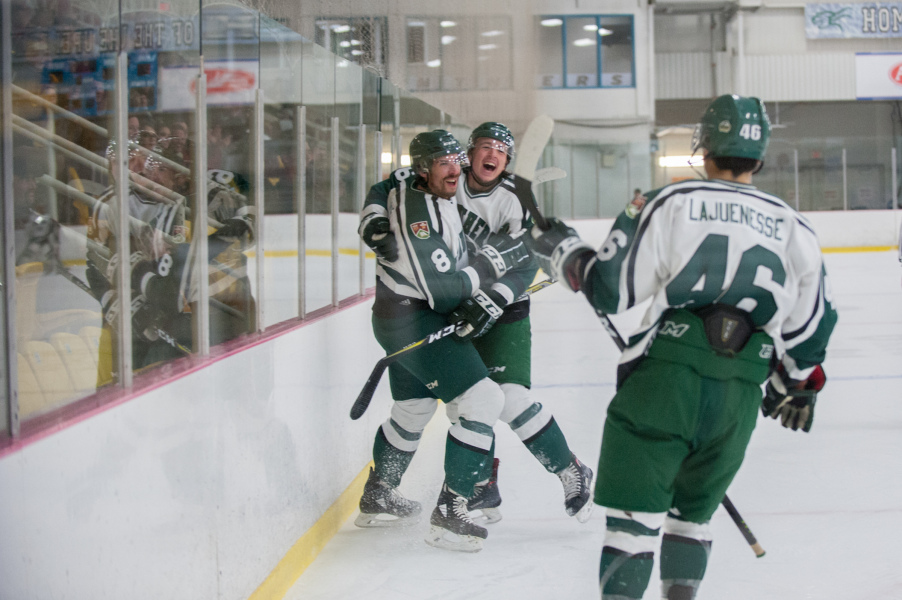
[474,230,530,279]
[449,289,505,341]
[361,215,398,262]
[761,364,826,433]
[525,218,594,292]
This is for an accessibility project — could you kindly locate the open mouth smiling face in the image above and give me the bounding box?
[470,139,510,184]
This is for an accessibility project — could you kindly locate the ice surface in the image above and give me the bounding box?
[287,250,902,600]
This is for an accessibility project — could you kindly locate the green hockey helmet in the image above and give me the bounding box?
[467,121,515,160]
[691,95,771,161]
[409,130,469,175]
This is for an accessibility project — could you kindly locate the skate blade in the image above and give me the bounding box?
[575,500,594,523]
[354,511,419,528]
[424,525,484,553]
[469,507,502,525]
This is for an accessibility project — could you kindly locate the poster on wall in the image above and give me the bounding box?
[855,52,902,99]
[805,3,902,38]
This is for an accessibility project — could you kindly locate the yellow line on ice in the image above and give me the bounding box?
[248,462,373,600]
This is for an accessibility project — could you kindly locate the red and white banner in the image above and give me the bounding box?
[855,52,902,99]
[158,60,258,111]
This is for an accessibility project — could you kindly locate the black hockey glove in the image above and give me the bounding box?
[473,230,530,280]
[449,289,505,341]
[212,216,251,239]
[525,218,594,292]
[361,216,398,262]
[761,364,826,433]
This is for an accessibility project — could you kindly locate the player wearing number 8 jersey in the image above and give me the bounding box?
[356,130,530,552]
[526,95,838,598]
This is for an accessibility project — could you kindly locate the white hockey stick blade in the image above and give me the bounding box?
[513,115,554,182]
[533,166,567,185]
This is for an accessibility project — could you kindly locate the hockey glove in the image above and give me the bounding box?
[361,216,398,262]
[525,218,594,292]
[761,364,826,432]
[473,230,530,280]
[213,216,251,239]
[449,289,505,341]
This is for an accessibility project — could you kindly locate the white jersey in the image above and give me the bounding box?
[585,178,836,379]
[456,174,536,306]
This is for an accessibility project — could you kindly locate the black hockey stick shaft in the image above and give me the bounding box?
[511,118,764,557]
[350,278,556,420]
[722,494,766,557]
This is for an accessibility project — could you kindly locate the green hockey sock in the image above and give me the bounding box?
[599,547,654,599]
[523,418,571,473]
[444,433,490,497]
[660,533,711,599]
[372,428,414,488]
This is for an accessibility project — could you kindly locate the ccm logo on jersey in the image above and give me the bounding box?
[659,321,690,337]
[426,380,439,390]
[411,221,430,239]
[759,344,774,360]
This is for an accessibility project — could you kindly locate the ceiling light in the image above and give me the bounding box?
[339,41,351,47]
[427,59,441,67]
[573,38,595,47]
[478,43,497,50]
[441,35,456,45]
[598,27,614,36]
[401,154,411,167]
[583,24,598,31]
[381,152,393,164]
[482,30,504,37]
[440,20,456,27]
[351,50,363,56]
[541,18,563,27]
[331,24,350,33]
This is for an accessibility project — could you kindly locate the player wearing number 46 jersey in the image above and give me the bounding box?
[527,95,838,599]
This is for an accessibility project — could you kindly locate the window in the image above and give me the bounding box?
[406,16,512,92]
[536,15,634,89]
[315,17,386,74]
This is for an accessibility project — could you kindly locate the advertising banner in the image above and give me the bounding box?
[806,3,902,38]
[855,53,902,99]
[158,61,258,111]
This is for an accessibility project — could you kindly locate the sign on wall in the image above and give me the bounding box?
[806,3,902,38]
[855,52,902,99]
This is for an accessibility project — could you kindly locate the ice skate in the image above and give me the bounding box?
[426,484,488,552]
[468,458,502,524]
[558,453,594,523]
[354,467,421,528]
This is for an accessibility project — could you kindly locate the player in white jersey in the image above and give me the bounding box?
[454,123,593,523]
[526,95,838,599]
[356,130,529,552]
[360,122,594,524]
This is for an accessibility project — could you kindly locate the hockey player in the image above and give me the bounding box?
[525,95,837,599]
[356,130,528,552]
[360,122,594,524]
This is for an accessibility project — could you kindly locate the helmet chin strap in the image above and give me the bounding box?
[466,167,500,192]
[691,151,708,180]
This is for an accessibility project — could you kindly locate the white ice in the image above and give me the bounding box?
[287,250,902,600]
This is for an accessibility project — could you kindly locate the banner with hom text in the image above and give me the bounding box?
[806,3,902,38]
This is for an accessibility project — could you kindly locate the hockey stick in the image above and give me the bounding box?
[350,277,556,420]
[511,114,765,558]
